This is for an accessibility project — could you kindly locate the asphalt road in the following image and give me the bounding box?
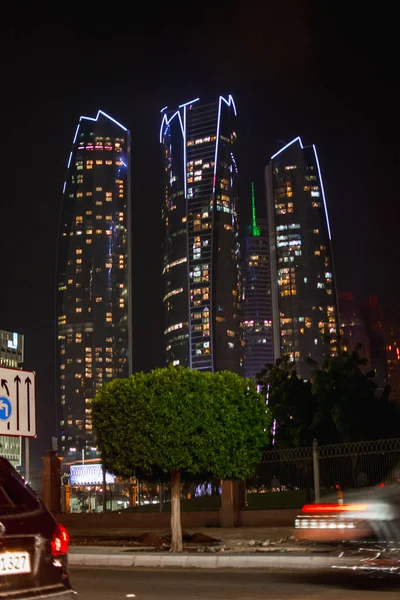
[71,567,400,599]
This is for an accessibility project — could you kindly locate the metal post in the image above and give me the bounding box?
[159,482,163,512]
[312,438,320,504]
[25,437,29,483]
[102,465,107,512]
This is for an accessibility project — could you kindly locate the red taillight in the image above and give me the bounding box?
[302,503,368,513]
[51,524,70,556]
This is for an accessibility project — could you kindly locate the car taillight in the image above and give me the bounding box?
[51,524,70,556]
[302,503,368,513]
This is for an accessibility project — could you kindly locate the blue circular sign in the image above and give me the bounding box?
[0,397,12,421]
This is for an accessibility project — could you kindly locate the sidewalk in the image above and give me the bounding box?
[68,525,340,570]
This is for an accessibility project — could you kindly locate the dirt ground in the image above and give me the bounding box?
[69,526,297,550]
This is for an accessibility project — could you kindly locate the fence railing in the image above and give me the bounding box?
[22,438,400,512]
[246,438,400,506]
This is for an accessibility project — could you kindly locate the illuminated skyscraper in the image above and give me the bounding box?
[56,110,131,459]
[160,96,242,373]
[266,137,338,378]
[242,183,273,380]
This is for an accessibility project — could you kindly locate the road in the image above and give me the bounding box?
[71,567,400,599]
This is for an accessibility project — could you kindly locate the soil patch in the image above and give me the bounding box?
[71,530,221,548]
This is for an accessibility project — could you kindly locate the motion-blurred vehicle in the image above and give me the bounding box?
[295,485,400,544]
[0,457,75,599]
[295,485,400,575]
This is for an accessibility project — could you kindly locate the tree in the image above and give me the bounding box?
[91,367,269,552]
[310,349,400,443]
[256,358,315,448]
[257,350,400,447]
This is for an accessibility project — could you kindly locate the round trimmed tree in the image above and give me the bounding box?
[92,367,269,551]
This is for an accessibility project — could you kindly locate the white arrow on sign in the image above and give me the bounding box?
[0,367,36,438]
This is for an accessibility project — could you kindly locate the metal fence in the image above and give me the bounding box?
[318,438,400,490]
[247,438,400,500]
[28,468,43,499]
[25,438,400,512]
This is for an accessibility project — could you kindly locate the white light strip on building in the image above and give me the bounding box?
[271,136,303,160]
[312,144,332,240]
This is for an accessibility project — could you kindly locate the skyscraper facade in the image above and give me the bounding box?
[360,296,388,391]
[56,110,131,460]
[338,291,370,361]
[160,96,242,373]
[266,137,338,379]
[242,183,273,380]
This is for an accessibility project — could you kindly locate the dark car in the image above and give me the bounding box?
[0,456,75,599]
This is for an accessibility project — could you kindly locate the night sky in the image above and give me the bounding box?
[1,5,398,467]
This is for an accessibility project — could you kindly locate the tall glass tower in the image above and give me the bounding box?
[56,110,131,460]
[266,137,338,379]
[160,96,242,373]
[242,183,274,380]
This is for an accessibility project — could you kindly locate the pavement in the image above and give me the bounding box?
[71,567,400,600]
[68,525,347,570]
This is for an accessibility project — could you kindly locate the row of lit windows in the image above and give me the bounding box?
[187,135,217,146]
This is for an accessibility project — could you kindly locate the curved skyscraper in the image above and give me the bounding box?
[56,110,131,459]
[160,96,242,373]
[266,137,338,378]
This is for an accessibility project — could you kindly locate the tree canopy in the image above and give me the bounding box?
[257,350,400,448]
[256,358,315,448]
[92,366,270,550]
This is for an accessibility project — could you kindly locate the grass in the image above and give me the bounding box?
[246,488,334,509]
[117,495,221,513]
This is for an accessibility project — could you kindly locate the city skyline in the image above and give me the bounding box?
[56,110,131,460]
[1,10,396,466]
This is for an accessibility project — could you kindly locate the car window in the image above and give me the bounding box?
[0,466,41,515]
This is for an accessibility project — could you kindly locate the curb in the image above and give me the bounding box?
[69,551,344,570]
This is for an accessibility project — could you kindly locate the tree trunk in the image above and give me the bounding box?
[170,470,182,552]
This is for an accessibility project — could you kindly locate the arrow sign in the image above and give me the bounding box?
[14,375,21,431]
[25,377,32,432]
[1,379,9,396]
[0,367,36,437]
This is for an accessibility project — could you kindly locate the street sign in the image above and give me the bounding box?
[0,367,36,437]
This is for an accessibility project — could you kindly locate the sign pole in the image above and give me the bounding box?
[25,436,30,482]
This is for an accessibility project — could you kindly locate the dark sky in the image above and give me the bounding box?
[0,5,398,466]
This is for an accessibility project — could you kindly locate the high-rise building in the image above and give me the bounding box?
[160,96,242,373]
[56,110,131,460]
[338,291,370,361]
[360,296,388,391]
[383,319,400,404]
[0,329,24,467]
[242,183,273,380]
[266,137,339,379]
